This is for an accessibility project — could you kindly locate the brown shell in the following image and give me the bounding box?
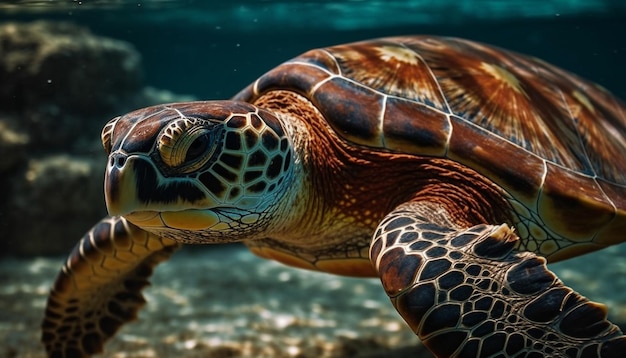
[233,36,626,250]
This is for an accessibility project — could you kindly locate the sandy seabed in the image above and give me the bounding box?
[2,243,626,358]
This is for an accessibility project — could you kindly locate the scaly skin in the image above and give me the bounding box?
[42,217,178,357]
[370,202,626,357]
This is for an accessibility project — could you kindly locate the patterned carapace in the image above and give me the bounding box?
[236,36,626,261]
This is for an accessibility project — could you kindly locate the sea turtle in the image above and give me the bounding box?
[42,36,626,357]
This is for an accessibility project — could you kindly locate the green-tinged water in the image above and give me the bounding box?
[2,0,625,99]
[0,1,625,357]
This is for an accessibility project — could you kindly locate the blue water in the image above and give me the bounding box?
[1,2,625,357]
[2,0,625,99]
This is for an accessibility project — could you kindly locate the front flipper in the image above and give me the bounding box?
[41,216,179,357]
[369,202,626,357]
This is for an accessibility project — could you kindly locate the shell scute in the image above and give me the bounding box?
[326,39,448,111]
[232,35,626,254]
[287,48,342,75]
[382,97,449,156]
[311,77,384,147]
[516,54,626,185]
[412,37,602,177]
[253,62,332,99]
[447,116,545,209]
[565,89,626,185]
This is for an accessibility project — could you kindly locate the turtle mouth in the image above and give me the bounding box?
[124,209,225,231]
[124,207,262,232]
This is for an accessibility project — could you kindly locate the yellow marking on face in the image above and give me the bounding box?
[125,211,164,228]
[480,62,526,96]
[160,210,220,230]
[377,45,419,65]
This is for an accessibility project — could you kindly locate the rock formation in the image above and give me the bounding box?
[0,21,193,255]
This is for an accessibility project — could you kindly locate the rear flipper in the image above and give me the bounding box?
[369,203,626,357]
[41,216,179,357]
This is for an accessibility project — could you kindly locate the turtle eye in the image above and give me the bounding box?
[158,119,218,173]
[185,133,210,162]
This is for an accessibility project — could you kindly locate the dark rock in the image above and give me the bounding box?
[0,20,142,111]
[3,154,107,256]
[0,21,143,149]
[0,114,29,171]
[0,21,194,256]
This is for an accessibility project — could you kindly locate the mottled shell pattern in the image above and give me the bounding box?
[234,36,626,260]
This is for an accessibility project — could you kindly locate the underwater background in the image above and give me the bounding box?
[0,0,625,357]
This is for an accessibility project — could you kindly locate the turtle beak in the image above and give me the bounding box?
[104,152,140,216]
[104,150,214,219]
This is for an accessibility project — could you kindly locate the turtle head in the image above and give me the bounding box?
[101,101,294,243]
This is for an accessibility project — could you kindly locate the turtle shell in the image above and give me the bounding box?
[233,36,626,256]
